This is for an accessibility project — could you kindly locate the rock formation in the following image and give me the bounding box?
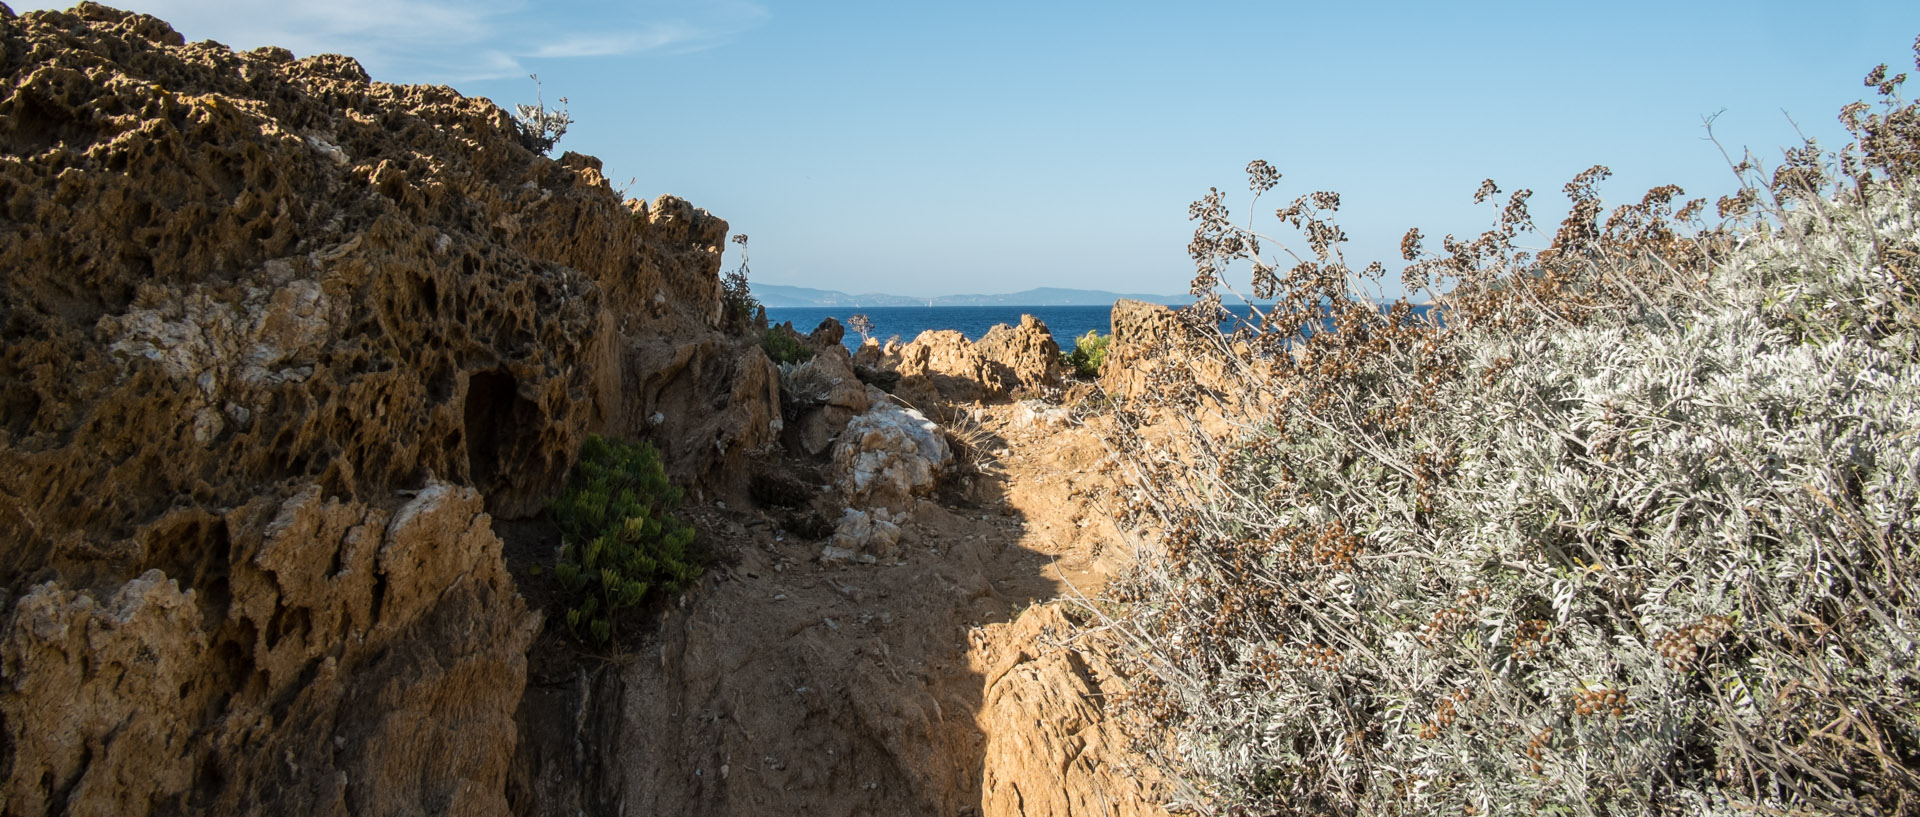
[779,346,872,456]
[977,604,1170,817]
[832,388,952,511]
[975,314,1064,393]
[0,4,774,814]
[897,329,1016,404]
[893,316,1065,406]
[0,6,1188,817]
[1100,299,1192,399]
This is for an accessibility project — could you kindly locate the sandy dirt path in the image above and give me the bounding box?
[594,402,1171,816]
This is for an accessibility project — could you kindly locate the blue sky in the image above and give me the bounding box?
[32,1,1920,298]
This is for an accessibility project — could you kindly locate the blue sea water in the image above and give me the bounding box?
[763,305,1119,351]
[763,303,1431,351]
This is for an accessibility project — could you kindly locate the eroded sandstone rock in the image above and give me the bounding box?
[851,336,885,369]
[0,5,770,814]
[977,604,1171,817]
[1101,299,1194,399]
[896,329,1015,403]
[975,314,1065,393]
[1,483,536,816]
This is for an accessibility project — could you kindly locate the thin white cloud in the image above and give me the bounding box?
[30,0,766,83]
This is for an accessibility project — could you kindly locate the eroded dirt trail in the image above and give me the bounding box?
[612,402,1170,816]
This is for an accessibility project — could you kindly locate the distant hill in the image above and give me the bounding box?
[752,285,925,307]
[754,283,1197,308]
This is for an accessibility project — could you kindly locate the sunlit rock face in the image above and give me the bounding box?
[833,387,952,511]
[975,314,1065,392]
[0,4,771,813]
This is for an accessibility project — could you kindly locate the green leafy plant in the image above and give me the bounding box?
[512,73,571,155]
[722,234,760,325]
[550,436,700,645]
[760,327,814,365]
[1062,330,1109,378]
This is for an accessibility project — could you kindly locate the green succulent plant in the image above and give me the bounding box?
[550,436,700,645]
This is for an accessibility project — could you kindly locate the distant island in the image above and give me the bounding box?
[753,284,1203,308]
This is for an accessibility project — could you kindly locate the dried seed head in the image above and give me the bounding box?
[1474,178,1500,204]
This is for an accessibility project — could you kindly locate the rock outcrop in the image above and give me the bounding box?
[894,315,1066,406]
[852,336,885,368]
[832,389,951,511]
[897,329,1015,404]
[0,4,774,814]
[976,604,1171,817]
[975,314,1064,393]
[1100,299,1193,399]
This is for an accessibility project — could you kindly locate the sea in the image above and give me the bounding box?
[763,305,1121,351]
[763,303,1432,351]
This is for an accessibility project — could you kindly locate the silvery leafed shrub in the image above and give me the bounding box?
[1098,44,1920,817]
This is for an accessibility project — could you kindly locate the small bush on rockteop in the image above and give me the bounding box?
[550,436,700,645]
[512,73,571,155]
[722,234,760,327]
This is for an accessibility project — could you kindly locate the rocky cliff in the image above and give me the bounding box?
[0,4,776,814]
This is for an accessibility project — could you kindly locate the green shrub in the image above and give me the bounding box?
[722,234,760,326]
[1096,48,1920,817]
[760,328,814,365]
[1063,330,1108,378]
[550,436,700,645]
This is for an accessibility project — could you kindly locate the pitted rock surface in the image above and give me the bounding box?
[0,5,771,815]
[975,314,1065,392]
[896,329,1015,403]
[1101,298,1193,399]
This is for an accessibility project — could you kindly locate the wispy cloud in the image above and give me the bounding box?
[65,0,767,83]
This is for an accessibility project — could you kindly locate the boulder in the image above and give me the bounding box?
[822,507,909,564]
[832,389,952,510]
[896,330,1015,403]
[976,314,1066,392]
[780,347,873,455]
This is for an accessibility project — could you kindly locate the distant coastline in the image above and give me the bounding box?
[752,284,1201,308]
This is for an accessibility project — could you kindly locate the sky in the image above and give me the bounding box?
[26,1,1920,298]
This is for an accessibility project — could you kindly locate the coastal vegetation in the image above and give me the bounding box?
[723,233,762,323]
[1095,41,1920,816]
[551,436,703,645]
[1063,330,1110,378]
[510,73,571,155]
[760,326,817,364]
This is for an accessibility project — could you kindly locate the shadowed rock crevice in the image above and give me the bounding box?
[462,368,537,514]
